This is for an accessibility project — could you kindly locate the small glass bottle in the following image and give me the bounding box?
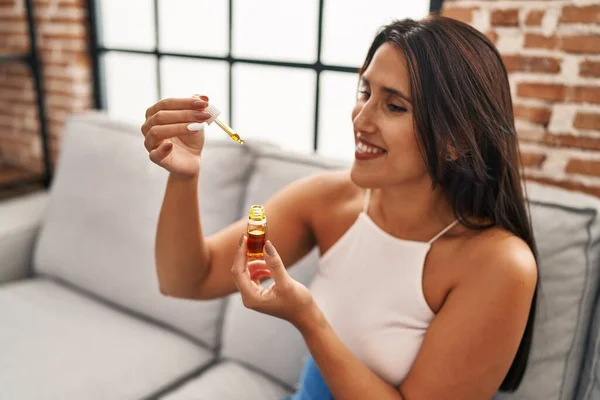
[247,205,272,281]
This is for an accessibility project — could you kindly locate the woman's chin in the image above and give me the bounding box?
[350,164,379,188]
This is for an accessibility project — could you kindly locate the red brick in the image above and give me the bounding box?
[560,5,600,24]
[521,152,546,168]
[40,31,87,41]
[526,176,600,198]
[570,86,600,104]
[0,79,33,90]
[35,0,85,6]
[524,34,558,50]
[0,23,27,35]
[44,75,79,85]
[517,83,566,102]
[6,62,31,73]
[525,10,544,26]
[0,133,38,147]
[0,14,26,23]
[574,113,600,131]
[502,55,561,74]
[39,49,89,66]
[514,105,552,126]
[45,85,81,98]
[35,15,86,24]
[581,60,600,78]
[0,40,29,53]
[538,133,600,151]
[491,9,519,26]
[441,7,476,24]
[517,84,600,104]
[560,35,600,54]
[566,159,600,177]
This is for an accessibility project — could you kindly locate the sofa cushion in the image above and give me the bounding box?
[0,191,48,283]
[161,360,291,400]
[0,278,213,400]
[220,145,346,388]
[495,182,600,400]
[33,112,253,348]
[576,295,600,400]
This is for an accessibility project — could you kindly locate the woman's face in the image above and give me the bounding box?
[350,42,429,189]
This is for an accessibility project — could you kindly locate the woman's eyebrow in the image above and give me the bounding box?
[361,77,412,103]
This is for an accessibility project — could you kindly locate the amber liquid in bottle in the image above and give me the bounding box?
[247,230,266,261]
[247,205,271,281]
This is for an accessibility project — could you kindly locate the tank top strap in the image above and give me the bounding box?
[363,188,372,213]
[428,219,459,245]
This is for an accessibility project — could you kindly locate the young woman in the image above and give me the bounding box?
[141,16,538,400]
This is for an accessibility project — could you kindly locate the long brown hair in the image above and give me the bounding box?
[360,16,538,391]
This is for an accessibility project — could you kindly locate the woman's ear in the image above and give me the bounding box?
[445,145,459,162]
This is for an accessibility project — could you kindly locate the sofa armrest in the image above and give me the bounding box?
[0,191,49,283]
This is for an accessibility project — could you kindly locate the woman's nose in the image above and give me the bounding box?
[352,102,376,133]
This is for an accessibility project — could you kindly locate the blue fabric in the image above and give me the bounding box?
[282,355,334,400]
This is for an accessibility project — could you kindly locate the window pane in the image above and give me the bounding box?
[100,0,155,50]
[232,0,319,63]
[103,52,157,125]
[322,0,430,67]
[233,64,315,152]
[161,57,229,140]
[158,0,228,56]
[318,71,358,161]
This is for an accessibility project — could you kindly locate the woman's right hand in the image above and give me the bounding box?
[141,95,212,178]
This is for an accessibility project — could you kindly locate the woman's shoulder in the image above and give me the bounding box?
[455,224,538,290]
[288,169,362,205]
[279,169,363,226]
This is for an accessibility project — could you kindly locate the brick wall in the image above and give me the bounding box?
[443,0,600,197]
[0,0,91,174]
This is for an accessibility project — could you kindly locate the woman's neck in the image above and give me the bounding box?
[369,182,456,242]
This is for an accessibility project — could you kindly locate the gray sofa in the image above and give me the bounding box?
[1,111,599,400]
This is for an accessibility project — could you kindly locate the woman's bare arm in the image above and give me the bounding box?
[156,172,334,300]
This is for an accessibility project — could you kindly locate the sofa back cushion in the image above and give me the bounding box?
[576,294,600,400]
[33,112,253,349]
[495,182,600,400]
[220,145,346,388]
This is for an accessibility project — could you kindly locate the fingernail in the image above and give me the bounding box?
[164,142,173,151]
[192,100,208,109]
[194,112,210,121]
[238,234,245,247]
[200,95,209,101]
[187,123,205,132]
[264,240,275,256]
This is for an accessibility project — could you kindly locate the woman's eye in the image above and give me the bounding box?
[358,90,370,99]
[388,104,407,113]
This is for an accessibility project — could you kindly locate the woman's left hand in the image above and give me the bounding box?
[231,235,318,330]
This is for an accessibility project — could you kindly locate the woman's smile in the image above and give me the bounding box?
[355,137,387,161]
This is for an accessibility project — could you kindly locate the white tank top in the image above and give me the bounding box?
[309,188,459,386]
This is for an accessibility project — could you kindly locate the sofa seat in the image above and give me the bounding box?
[0,278,214,400]
[161,360,292,400]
